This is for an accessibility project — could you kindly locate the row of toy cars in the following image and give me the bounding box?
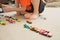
[24,24,52,37]
[0,15,21,25]
[5,16,21,23]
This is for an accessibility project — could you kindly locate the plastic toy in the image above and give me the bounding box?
[26,20,32,24]
[0,21,6,25]
[39,29,52,37]
[4,16,15,19]
[16,19,21,22]
[24,24,30,29]
[0,20,6,25]
[6,18,15,23]
[30,27,39,33]
[9,16,17,20]
[4,16,9,18]
[24,24,52,37]
[5,16,12,18]
[5,16,22,22]
[12,17,17,20]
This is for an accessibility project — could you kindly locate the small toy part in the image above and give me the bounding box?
[0,20,6,25]
[30,27,39,33]
[16,19,21,22]
[47,32,52,37]
[6,18,15,23]
[39,29,45,34]
[26,20,32,24]
[4,16,9,18]
[10,16,17,20]
[24,24,30,29]
[39,29,52,37]
[8,16,12,18]
[5,16,12,18]
[0,21,6,25]
[5,16,17,20]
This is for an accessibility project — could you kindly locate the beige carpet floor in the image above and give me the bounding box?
[0,7,60,40]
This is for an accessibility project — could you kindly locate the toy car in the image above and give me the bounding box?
[6,18,15,23]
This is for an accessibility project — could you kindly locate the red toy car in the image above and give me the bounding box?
[6,18,15,23]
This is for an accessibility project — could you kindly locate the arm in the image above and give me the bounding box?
[1,0,26,12]
[15,0,19,7]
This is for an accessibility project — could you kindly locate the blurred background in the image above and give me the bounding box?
[46,0,60,7]
[0,0,60,7]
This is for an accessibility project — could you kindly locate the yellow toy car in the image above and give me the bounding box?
[0,21,6,25]
[16,19,22,22]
